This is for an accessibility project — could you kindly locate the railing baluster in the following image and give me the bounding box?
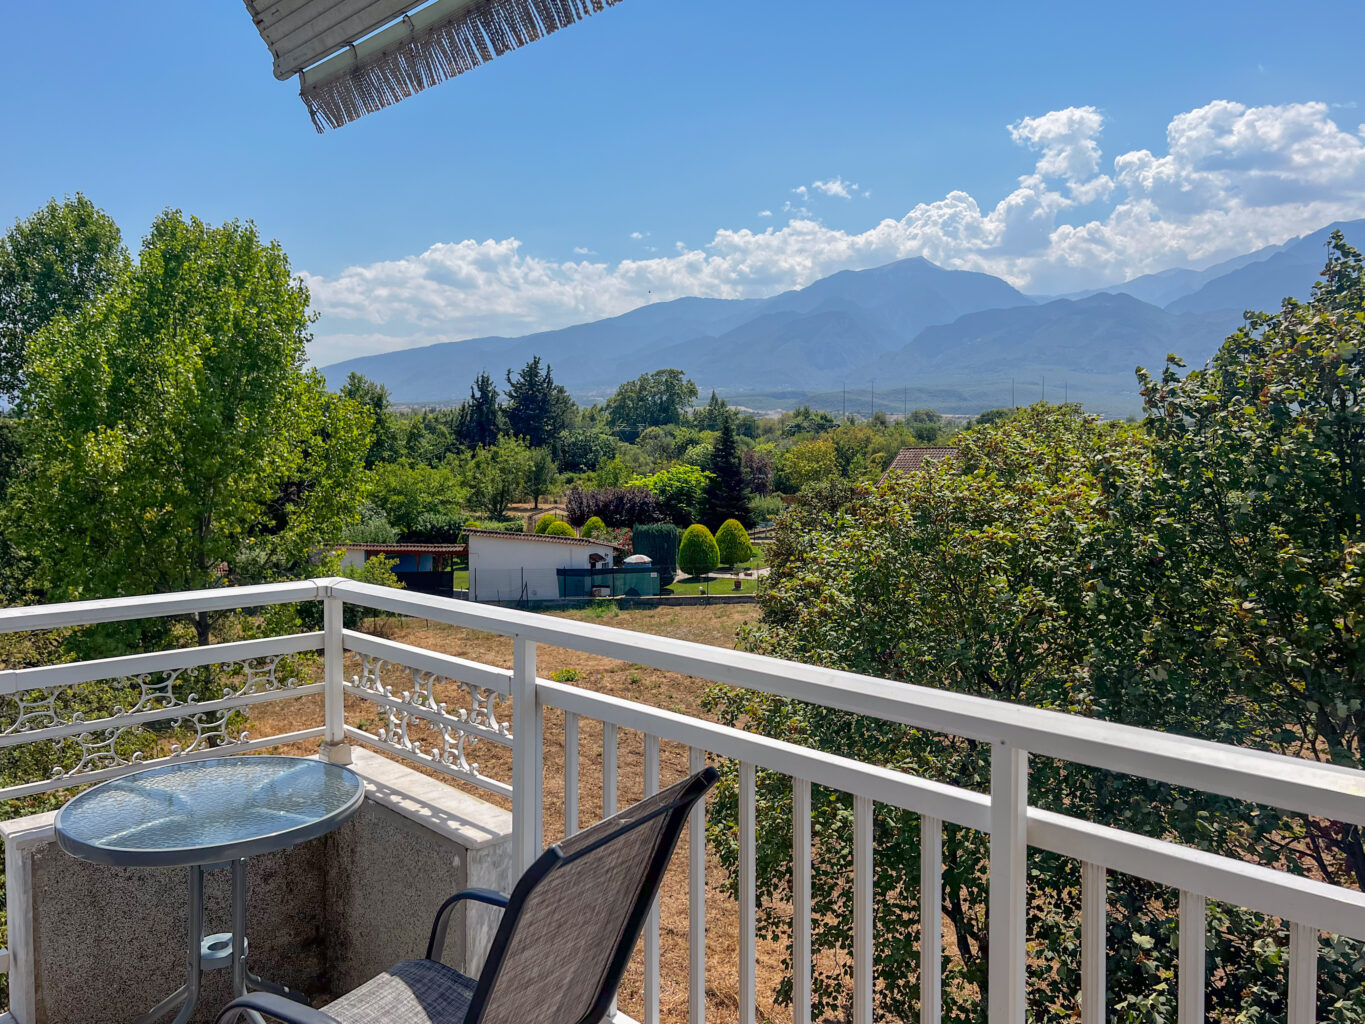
[1178,890,1205,1024]
[1288,922,1318,1024]
[564,711,579,837]
[321,594,351,764]
[644,733,661,1024]
[854,794,874,1024]
[1081,861,1106,1024]
[511,636,542,874]
[689,746,707,1024]
[989,742,1029,1024]
[920,815,942,1024]
[739,761,756,1024]
[793,777,812,1024]
[603,721,618,816]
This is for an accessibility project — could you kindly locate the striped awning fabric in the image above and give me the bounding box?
[244,0,623,131]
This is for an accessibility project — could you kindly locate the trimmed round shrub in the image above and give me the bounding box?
[581,515,607,539]
[678,524,720,579]
[715,519,752,567]
[533,514,560,534]
[544,520,577,537]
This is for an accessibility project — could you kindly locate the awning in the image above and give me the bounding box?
[244,0,623,132]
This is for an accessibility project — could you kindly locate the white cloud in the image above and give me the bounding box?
[629,231,645,240]
[305,100,1365,365]
[757,209,773,218]
[572,246,596,255]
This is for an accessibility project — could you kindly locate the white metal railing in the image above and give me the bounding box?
[0,576,1361,1024]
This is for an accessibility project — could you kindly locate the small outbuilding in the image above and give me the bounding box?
[466,529,657,603]
[879,446,958,485]
[340,542,467,596]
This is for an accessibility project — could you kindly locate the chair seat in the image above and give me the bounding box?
[325,959,478,1024]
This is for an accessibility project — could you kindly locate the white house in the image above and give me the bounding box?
[466,529,619,603]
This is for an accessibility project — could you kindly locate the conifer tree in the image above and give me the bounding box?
[704,412,751,529]
[461,370,502,448]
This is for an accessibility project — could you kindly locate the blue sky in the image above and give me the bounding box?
[3,1,1364,365]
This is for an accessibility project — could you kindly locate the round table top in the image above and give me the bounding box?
[54,756,365,868]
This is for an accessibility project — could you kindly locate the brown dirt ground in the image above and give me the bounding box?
[248,604,829,1024]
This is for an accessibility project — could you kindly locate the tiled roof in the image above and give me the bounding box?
[464,528,622,551]
[879,446,958,485]
[345,543,467,553]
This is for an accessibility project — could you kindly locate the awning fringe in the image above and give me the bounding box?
[300,0,622,131]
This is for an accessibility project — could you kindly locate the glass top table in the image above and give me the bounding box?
[55,755,364,1024]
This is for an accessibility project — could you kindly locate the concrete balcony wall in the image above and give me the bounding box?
[0,750,512,1024]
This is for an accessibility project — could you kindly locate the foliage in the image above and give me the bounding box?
[0,194,128,403]
[525,446,558,509]
[367,462,466,541]
[632,523,680,586]
[777,438,837,490]
[400,409,462,466]
[677,524,719,579]
[781,404,836,438]
[533,513,561,534]
[742,447,775,495]
[606,369,698,441]
[714,519,752,567]
[346,500,399,544]
[460,370,502,448]
[544,520,576,537]
[975,407,1014,426]
[557,428,616,472]
[11,211,369,649]
[748,493,785,523]
[705,413,751,528]
[594,457,634,488]
[564,485,665,529]
[580,515,608,539]
[339,372,400,467]
[689,390,731,431]
[707,233,1365,1024]
[505,356,574,450]
[464,435,532,518]
[629,464,713,526]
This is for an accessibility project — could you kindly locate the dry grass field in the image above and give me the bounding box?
[248,603,821,1024]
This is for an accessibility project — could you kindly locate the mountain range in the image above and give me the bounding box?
[321,218,1364,417]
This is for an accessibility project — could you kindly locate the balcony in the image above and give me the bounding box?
[0,578,1362,1024]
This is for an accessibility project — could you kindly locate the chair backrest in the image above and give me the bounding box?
[465,767,718,1024]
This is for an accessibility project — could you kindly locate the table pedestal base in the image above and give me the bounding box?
[135,860,310,1024]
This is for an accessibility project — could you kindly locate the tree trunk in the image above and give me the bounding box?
[195,609,211,647]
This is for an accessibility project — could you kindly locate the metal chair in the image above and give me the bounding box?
[216,766,719,1024]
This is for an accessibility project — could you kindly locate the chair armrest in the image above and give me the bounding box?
[216,992,339,1024]
[426,887,511,962]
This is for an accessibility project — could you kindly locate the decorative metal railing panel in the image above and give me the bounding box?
[341,630,514,797]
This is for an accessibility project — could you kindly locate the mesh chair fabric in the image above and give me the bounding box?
[326,959,478,1024]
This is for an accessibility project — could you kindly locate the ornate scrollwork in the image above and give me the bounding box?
[351,654,511,785]
[0,655,301,781]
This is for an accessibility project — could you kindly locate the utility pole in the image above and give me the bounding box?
[842,383,846,420]
[1042,375,1046,403]
[1064,380,1068,404]
[903,386,907,421]
[1011,377,1015,409]
[870,379,875,421]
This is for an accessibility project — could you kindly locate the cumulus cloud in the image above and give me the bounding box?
[305,100,1365,364]
[757,209,773,218]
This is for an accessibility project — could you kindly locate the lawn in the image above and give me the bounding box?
[665,574,759,596]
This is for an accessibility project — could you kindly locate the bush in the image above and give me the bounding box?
[533,513,560,534]
[628,464,712,526]
[544,520,577,537]
[550,667,581,682]
[564,485,666,529]
[632,523,680,586]
[581,515,607,539]
[749,493,785,523]
[715,519,752,567]
[678,524,719,579]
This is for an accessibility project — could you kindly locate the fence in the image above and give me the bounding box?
[0,577,1362,1024]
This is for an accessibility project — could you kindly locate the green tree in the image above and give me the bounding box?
[629,464,713,526]
[339,372,400,467]
[580,515,607,539]
[690,390,730,431]
[525,446,558,509]
[557,428,616,472]
[606,369,698,441]
[12,212,370,648]
[705,413,751,528]
[460,370,502,448]
[714,519,751,568]
[677,523,719,581]
[367,462,467,540]
[544,520,576,537]
[505,356,574,450]
[0,194,128,403]
[465,434,532,517]
[533,512,561,534]
[778,438,836,491]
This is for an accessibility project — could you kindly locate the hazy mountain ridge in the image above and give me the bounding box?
[321,218,1364,415]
